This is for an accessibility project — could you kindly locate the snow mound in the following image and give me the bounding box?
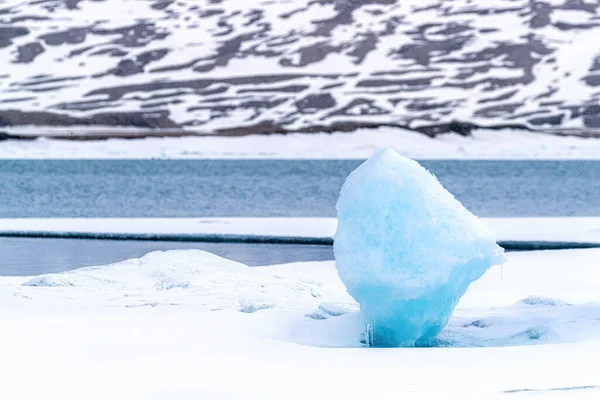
[334,149,505,347]
[517,296,572,308]
[23,250,248,289]
[13,250,351,312]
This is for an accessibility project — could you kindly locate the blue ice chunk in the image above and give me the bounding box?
[334,149,505,347]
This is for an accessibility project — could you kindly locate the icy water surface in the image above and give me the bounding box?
[0,237,334,276]
[1,160,599,218]
[2,159,600,276]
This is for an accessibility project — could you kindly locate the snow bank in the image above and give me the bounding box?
[3,129,600,159]
[2,217,600,245]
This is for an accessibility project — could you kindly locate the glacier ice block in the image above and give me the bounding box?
[334,149,505,347]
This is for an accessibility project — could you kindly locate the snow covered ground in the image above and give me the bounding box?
[3,217,600,245]
[3,128,600,159]
[1,248,600,399]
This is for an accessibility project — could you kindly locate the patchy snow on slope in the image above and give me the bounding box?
[3,128,600,159]
[1,249,600,399]
[2,0,600,132]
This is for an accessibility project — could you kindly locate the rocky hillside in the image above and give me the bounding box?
[1,0,600,135]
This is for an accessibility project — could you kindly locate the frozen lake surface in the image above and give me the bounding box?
[1,159,600,218]
[0,237,333,276]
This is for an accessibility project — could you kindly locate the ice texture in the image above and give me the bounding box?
[334,149,505,347]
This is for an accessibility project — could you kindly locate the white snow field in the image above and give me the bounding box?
[1,249,600,399]
[2,217,600,244]
[3,128,600,159]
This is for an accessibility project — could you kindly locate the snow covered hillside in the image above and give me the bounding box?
[2,0,600,134]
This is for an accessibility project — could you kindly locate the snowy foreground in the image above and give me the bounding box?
[1,249,600,399]
[3,129,600,159]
